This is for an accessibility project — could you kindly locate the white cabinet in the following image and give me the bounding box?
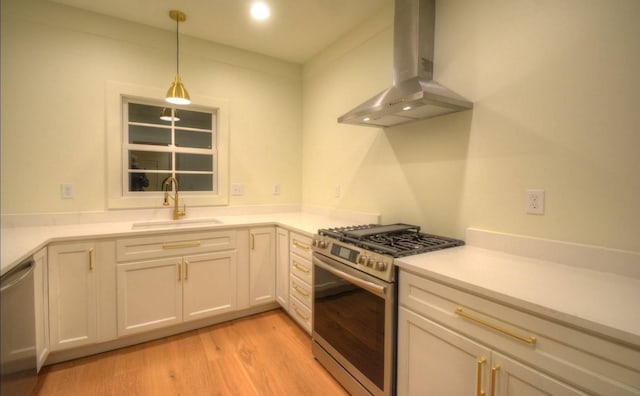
[397,269,640,395]
[48,242,98,351]
[398,307,586,396]
[116,230,238,336]
[33,247,49,372]
[249,227,276,306]
[287,232,313,333]
[275,227,290,309]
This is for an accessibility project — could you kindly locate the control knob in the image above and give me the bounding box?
[375,261,388,271]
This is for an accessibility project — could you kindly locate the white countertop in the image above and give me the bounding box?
[1,209,377,276]
[395,229,640,347]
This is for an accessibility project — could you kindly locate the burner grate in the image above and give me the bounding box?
[318,224,464,258]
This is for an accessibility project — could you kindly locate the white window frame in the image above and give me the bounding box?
[106,81,229,208]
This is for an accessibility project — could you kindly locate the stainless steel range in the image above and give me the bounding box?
[311,224,463,396]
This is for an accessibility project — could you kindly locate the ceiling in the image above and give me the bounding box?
[49,0,391,64]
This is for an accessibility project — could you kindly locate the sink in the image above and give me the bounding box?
[131,218,222,230]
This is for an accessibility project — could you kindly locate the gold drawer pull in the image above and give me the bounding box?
[184,261,189,280]
[162,241,201,249]
[178,263,182,281]
[292,240,310,251]
[491,364,500,396]
[293,261,310,273]
[455,307,537,345]
[476,357,486,396]
[89,248,94,270]
[293,306,309,321]
[292,284,309,297]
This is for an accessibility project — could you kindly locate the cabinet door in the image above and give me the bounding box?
[275,227,289,309]
[183,251,237,322]
[398,307,491,396]
[493,352,587,396]
[48,242,97,351]
[117,257,182,336]
[249,227,276,306]
[33,248,49,372]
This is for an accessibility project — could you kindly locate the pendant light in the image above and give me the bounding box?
[166,10,190,105]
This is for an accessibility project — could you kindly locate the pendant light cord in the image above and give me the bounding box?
[176,16,180,76]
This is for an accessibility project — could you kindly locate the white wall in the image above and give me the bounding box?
[1,0,302,214]
[302,0,640,252]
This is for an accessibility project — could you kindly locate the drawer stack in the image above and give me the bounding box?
[288,232,313,333]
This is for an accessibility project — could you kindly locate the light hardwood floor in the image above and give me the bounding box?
[34,309,349,395]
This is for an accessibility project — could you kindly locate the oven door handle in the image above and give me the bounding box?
[313,256,387,298]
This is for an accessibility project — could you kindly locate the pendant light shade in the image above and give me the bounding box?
[166,10,190,105]
[166,76,190,105]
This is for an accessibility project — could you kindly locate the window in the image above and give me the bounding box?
[106,81,229,209]
[124,100,217,194]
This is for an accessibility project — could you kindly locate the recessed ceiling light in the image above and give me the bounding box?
[250,2,271,20]
[402,106,412,111]
[363,117,371,122]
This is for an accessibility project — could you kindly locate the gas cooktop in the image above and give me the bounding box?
[317,223,464,258]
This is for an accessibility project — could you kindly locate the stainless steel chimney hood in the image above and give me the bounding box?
[338,0,472,128]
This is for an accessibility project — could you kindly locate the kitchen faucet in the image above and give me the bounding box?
[162,176,186,220]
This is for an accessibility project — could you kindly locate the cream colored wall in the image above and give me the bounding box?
[302,0,640,252]
[1,0,302,214]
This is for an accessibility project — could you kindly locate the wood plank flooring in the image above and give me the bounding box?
[33,309,349,396]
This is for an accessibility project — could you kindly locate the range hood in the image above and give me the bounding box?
[338,0,472,128]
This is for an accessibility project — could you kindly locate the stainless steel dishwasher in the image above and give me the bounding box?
[1,259,38,396]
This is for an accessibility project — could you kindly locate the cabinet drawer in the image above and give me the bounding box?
[399,270,640,395]
[290,296,312,334]
[117,230,236,262]
[290,275,312,309]
[290,255,312,284]
[290,233,312,260]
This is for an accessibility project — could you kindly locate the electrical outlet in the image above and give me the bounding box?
[334,185,342,198]
[61,183,74,199]
[526,189,545,215]
[273,184,281,195]
[231,183,244,196]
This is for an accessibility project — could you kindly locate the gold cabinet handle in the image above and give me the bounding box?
[184,261,189,280]
[251,234,255,250]
[178,263,182,281]
[455,307,537,345]
[490,364,500,396]
[292,284,309,297]
[292,240,310,250]
[293,306,309,321]
[293,261,310,273]
[162,241,201,250]
[89,248,94,270]
[477,357,486,396]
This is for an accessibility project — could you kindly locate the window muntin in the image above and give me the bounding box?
[123,99,217,194]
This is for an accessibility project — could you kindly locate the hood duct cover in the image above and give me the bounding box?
[338,0,472,128]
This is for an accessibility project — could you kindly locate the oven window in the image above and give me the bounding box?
[314,265,385,389]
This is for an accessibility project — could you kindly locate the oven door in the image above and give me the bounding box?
[312,252,395,396]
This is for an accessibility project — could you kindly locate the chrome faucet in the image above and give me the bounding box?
[162,177,186,220]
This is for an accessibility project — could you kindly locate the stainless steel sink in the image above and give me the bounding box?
[131,218,222,230]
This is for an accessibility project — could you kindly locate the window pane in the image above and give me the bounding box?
[177,174,213,191]
[175,109,212,129]
[129,172,172,192]
[175,130,212,149]
[128,103,171,126]
[129,151,172,171]
[129,125,171,146]
[176,153,213,172]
